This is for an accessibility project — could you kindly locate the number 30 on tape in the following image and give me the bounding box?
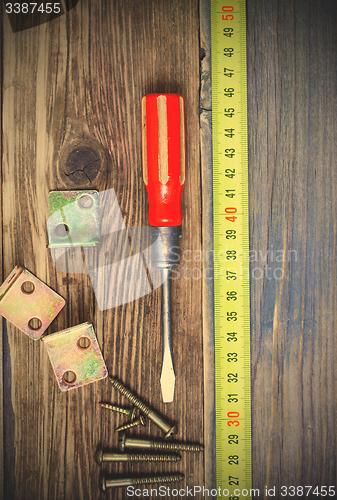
[211,1,251,498]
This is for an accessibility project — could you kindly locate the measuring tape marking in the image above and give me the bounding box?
[212,0,251,497]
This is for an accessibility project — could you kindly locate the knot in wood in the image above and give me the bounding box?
[64,146,102,183]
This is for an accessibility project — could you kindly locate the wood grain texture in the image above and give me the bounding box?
[2,0,337,499]
[247,0,337,495]
[2,1,202,499]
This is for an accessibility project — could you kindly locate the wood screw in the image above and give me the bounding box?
[110,377,177,438]
[118,434,204,452]
[99,402,138,421]
[115,415,146,432]
[101,473,185,492]
[95,449,181,464]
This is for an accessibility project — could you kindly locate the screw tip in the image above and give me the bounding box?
[100,476,106,493]
[118,433,126,452]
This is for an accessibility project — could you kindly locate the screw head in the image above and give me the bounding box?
[95,448,103,465]
[164,425,178,440]
[101,475,106,492]
[140,415,146,427]
[130,407,139,421]
[118,433,126,452]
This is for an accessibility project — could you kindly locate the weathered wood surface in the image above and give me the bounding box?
[2,0,337,499]
[2,1,202,499]
[247,0,337,496]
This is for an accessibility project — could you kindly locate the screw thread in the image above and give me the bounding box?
[96,449,181,464]
[152,441,203,452]
[110,378,151,416]
[116,416,146,433]
[121,436,204,453]
[99,402,129,415]
[99,402,138,421]
[116,420,138,432]
[102,474,184,491]
[128,453,181,462]
[131,474,184,486]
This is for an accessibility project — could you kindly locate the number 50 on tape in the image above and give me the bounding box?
[211,1,252,498]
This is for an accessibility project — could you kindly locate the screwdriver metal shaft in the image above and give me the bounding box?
[152,226,180,402]
[142,93,186,403]
[161,268,173,400]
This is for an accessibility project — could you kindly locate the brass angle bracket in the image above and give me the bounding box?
[43,322,108,391]
[0,266,65,340]
[47,190,100,248]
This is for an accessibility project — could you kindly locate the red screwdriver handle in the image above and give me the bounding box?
[142,93,186,227]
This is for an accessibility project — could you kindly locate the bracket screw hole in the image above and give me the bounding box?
[78,195,93,210]
[77,336,91,350]
[21,281,35,294]
[28,317,42,330]
[54,224,70,238]
[63,371,77,385]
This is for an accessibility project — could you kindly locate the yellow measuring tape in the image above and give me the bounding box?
[211,1,251,498]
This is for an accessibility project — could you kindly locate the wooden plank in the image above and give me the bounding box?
[247,0,337,494]
[4,0,337,497]
[2,1,202,498]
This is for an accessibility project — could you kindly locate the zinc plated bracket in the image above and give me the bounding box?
[43,322,107,391]
[0,266,65,340]
[47,190,100,248]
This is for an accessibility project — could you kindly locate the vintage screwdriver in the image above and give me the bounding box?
[141,93,186,403]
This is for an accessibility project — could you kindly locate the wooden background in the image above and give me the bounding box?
[1,0,337,499]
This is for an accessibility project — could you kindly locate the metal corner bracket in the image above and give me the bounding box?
[47,190,100,248]
[0,266,65,340]
[43,322,108,391]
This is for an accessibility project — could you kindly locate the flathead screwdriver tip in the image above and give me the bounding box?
[160,353,176,403]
